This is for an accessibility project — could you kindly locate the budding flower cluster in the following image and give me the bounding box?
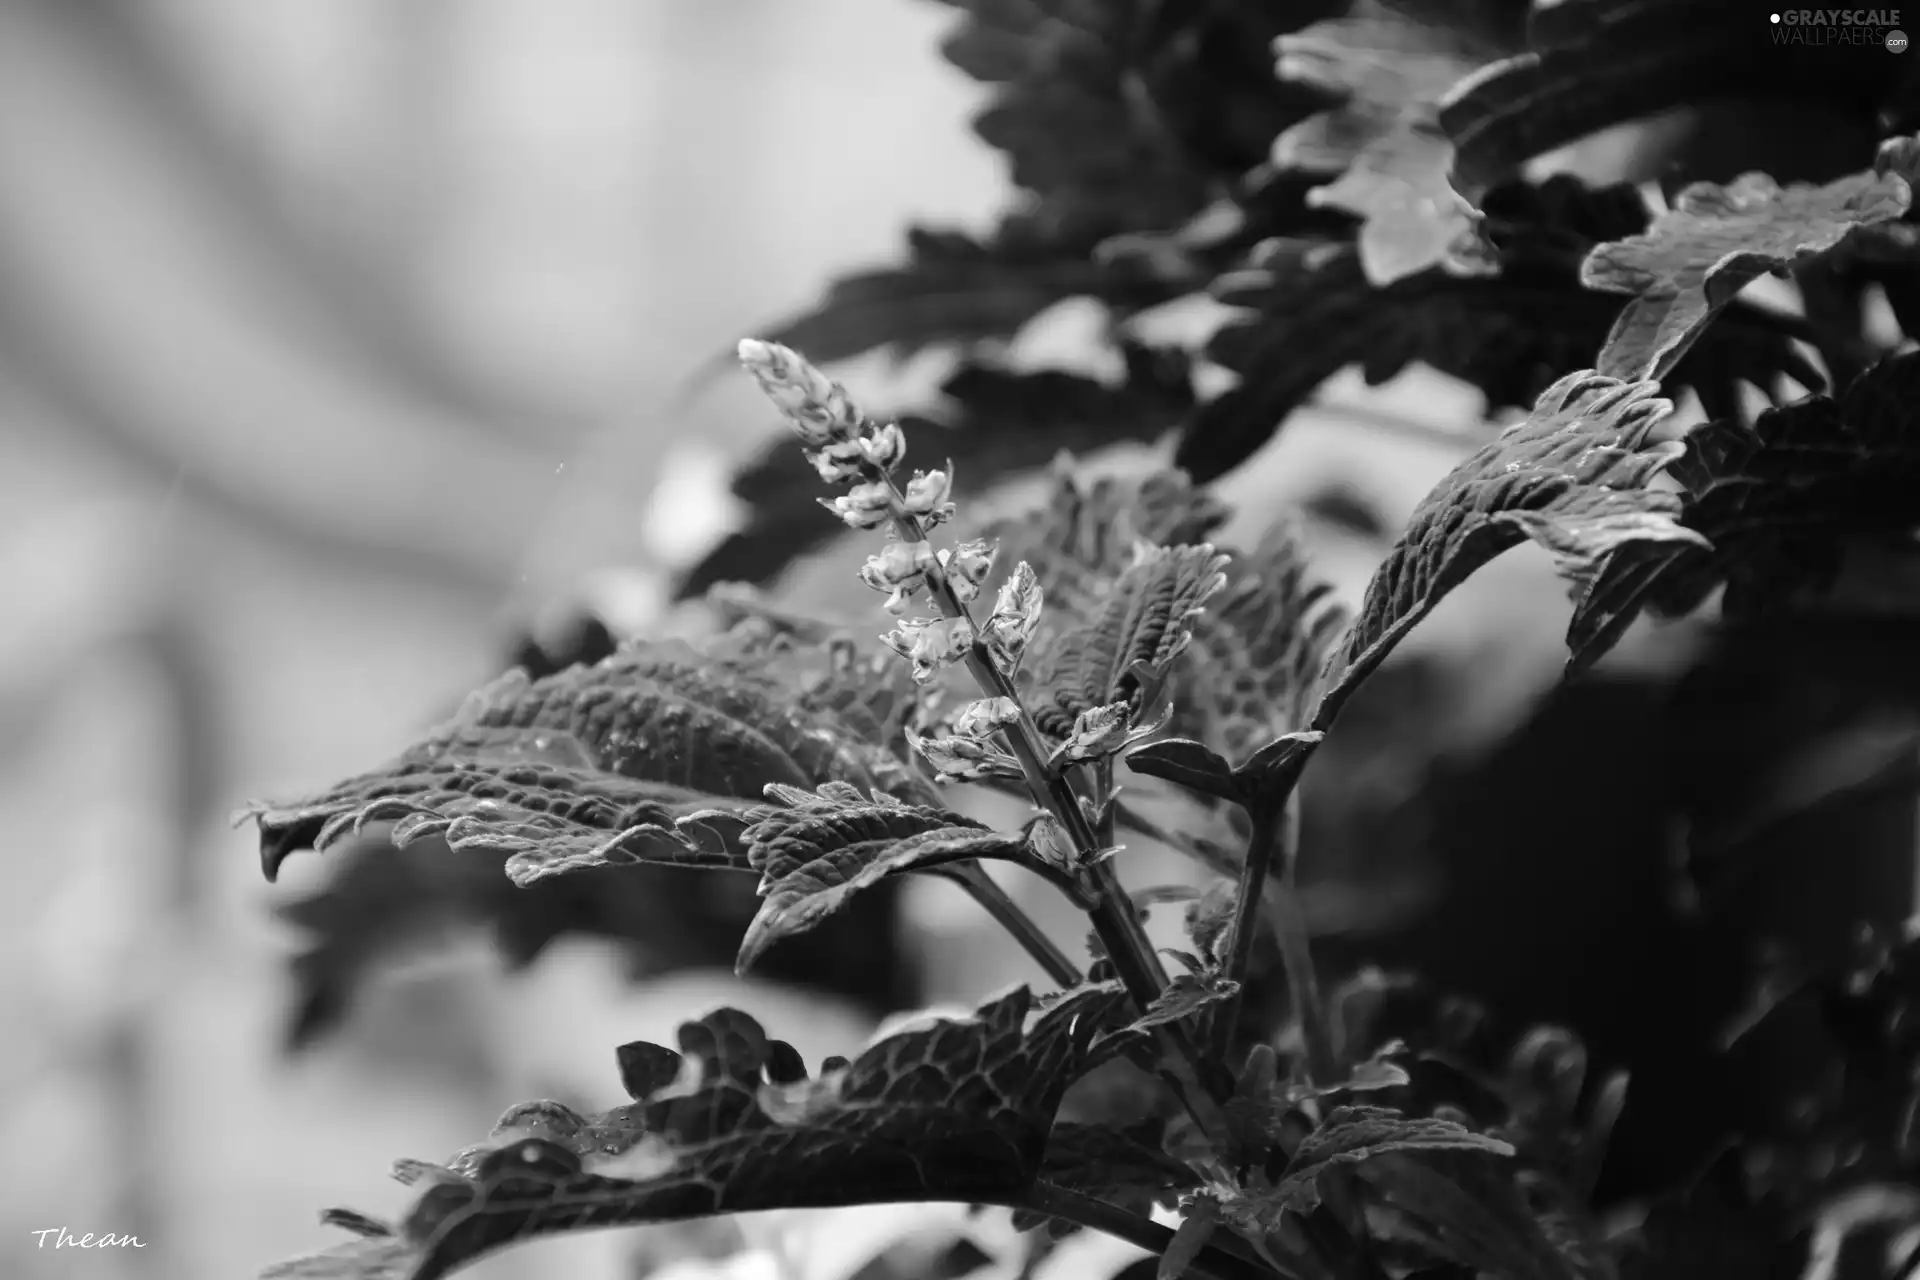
[909,695,1024,783]
[737,338,1020,691]
[736,339,864,447]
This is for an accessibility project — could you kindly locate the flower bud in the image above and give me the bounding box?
[859,422,906,472]
[901,466,955,524]
[907,730,1024,784]
[822,481,895,530]
[806,439,868,485]
[940,540,997,604]
[952,696,1020,739]
[859,540,929,612]
[737,339,863,446]
[880,615,975,683]
[983,561,1044,670]
[1059,702,1131,764]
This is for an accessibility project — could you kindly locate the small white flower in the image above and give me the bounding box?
[880,615,975,683]
[907,729,1024,783]
[952,696,1021,739]
[901,466,955,524]
[859,422,907,472]
[822,481,895,530]
[860,540,931,613]
[940,539,998,604]
[806,439,868,484]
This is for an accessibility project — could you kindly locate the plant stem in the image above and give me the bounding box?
[1018,1183,1280,1280]
[1212,799,1336,1085]
[949,862,1084,987]
[1213,802,1336,1082]
[959,640,1231,1109]
[881,496,1230,1115]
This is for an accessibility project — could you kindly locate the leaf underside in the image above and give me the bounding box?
[1581,168,1911,383]
[732,782,1035,971]
[241,632,924,887]
[263,985,1128,1280]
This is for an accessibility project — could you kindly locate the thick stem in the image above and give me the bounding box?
[1018,1184,1279,1280]
[949,862,1083,987]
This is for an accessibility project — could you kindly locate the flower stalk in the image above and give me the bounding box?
[738,338,1232,1118]
[1209,797,1335,1083]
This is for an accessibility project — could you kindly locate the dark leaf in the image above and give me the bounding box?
[1270,0,1525,284]
[1232,732,1324,814]
[263,987,1116,1280]
[1035,1122,1201,1221]
[1359,1151,1584,1280]
[241,634,922,886]
[1158,1195,1219,1280]
[1443,2,1916,219]
[1131,972,1240,1033]
[272,611,919,1051]
[1569,350,1920,667]
[1219,1105,1512,1230]
[677,346,1197,600]
[1582,168,1911,383]
[1124,738,1240,804]
[1312,370,1703,732]
[734,782,1039,971]
[757,218,1188,368]
[1182,176,1821,484]
[930,0,1341,237]
[1620,1147,1807,1280]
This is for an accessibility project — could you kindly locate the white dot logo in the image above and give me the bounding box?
[1771,11,1781,19]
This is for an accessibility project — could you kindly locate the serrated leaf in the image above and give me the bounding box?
[1131,971,1240,1033]
[1181,176,1824,484]
[1271,0,1524,284]
[1441,0,1918,224]
[272,610,918,1051]
[1183,520,1347,762]
[1569,350,1920,668]
[241,636,923,888]
[1218,1106,1513,1232]
[1029,544,1232,739]
[736,783,1040,971]
[980,463,1232,621]
[1182,879,1239,967]
[1312,370,1705,732]
[677,346,1197,600]
[756,218,1186,368]
[264,987,1115,1280]
[1582,168,1912,383]
[932,0,1332,237]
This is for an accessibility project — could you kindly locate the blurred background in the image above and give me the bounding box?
[0,2,1709,1278]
